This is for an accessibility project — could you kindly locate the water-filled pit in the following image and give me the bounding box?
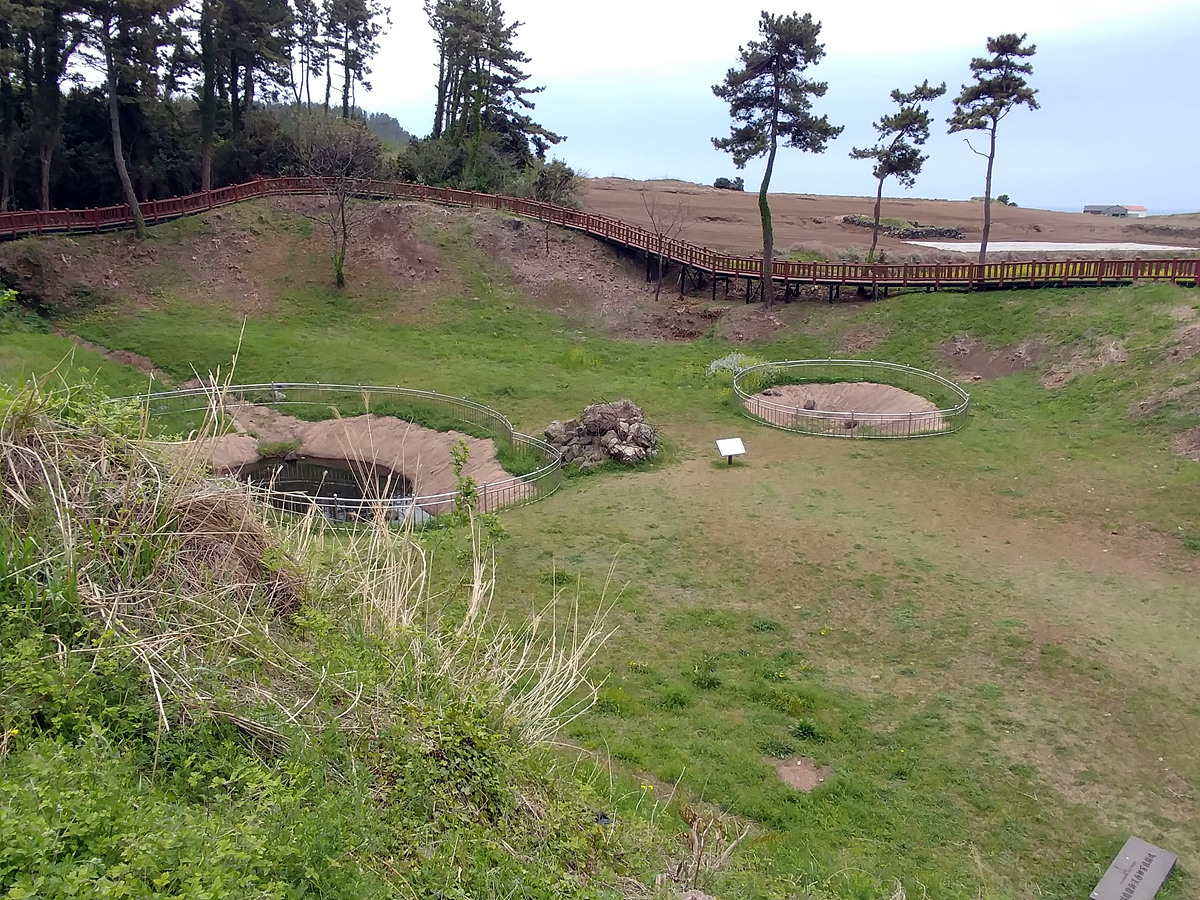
[236,456,429,521]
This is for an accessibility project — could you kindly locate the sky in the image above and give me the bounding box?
[361,0,1200,214]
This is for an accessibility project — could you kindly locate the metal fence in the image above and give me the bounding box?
[732,359,971,439]
[117,382,562,518]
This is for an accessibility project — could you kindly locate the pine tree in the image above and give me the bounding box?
[850,79,946,263]
[17,0,83,209]
[948,33,1038,264]
[712,11,842,306]
[425,0,560,173]
[323,0,386,119]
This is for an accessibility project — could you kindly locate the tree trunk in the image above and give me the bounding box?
[341,33,350,118]
[39,145,53,210]
[868,175,885,263]
[758,81,780,307]
[323,59,331,113]
[198,0,216,192]
[758,143,777,307]
[978,121,997,266]
[335,192,348,287]
[432,47,446,137]
[105,39,146,239]
[229,50,243,138]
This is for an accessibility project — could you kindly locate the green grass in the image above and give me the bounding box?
[3,208,1199,898]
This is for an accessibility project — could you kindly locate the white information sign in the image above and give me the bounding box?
[715,438,746,464]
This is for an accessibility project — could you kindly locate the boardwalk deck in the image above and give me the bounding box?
[1,177,1196,293]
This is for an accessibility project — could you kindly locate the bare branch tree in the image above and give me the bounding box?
[638,187,691,300]
[293,113,384,287]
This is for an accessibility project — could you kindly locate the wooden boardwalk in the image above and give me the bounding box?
[1,177,1196,295]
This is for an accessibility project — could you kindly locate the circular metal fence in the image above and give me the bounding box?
[732,359,970,439]
[115,383,562,519]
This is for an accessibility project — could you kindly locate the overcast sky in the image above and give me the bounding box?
[362,0,1200,214]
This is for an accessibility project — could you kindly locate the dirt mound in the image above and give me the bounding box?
[770,756,832,791]
[1042,339,1128,389]
[1131,383,1200,420]
[752,382,945,432]
[1172,427,1200,462]
[942,335,1046,381]
[1168,325,1200,362]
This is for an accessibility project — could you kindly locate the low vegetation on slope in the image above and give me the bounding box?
[2,201,1199,899]
[0,379,666,899]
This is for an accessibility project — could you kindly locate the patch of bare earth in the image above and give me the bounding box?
[1130,383,1200,420]
[67,336,172,384]
[1167,325,1200,363]
[752,382,945,432]
[1042,339,1128,389]
[208,404,519,510]
[770,756,832,791]
[942,335,1046,382]
[453,207,753,342]
[584,177,1200,256]
[838,325,887,354]
[1171,427,1200,463]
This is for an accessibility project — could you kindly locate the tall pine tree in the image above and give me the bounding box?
[948,33,1038,264]
[850,79,945,263]
[712,11,842,306]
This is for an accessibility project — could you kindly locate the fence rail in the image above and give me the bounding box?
[3,177,1196,292]
[733,360,971,439]
[116,382,562,518]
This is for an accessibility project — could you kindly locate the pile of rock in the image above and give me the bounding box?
[544,400,658,468]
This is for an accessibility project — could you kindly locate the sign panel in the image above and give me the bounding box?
[1091,836,1176,900]
[715,438,746,457]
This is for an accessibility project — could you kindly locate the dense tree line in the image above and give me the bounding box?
[397,0,565,194]
[0,0,571,219]
[0,0,372,215]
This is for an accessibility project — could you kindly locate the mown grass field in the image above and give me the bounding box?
[2,201,1198,899]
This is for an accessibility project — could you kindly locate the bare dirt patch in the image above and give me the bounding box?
[1167,325,1200,363]
[1171,427,1200,463]
[67,336,173,384]
[584,177,1200,257]
[770,756,832,791]
[751,382,945,432]
[942,335,1046,381]
[1131,383,1200,420]
[1042,339,1128,389]
[838,325,887,354]
[208,404,518,508]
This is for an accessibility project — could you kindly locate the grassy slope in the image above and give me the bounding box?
[3,201,1198,899]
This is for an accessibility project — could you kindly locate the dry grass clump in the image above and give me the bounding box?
[0,376,610,747]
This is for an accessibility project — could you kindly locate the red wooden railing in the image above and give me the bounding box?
[1,177,1196,291]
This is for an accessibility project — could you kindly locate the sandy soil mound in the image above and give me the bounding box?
[208,404,523,508]
[756,382,941,418]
